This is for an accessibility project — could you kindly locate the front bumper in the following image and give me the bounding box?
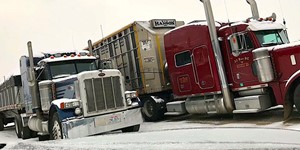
[61,108,143,139]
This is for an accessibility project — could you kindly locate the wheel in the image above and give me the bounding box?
[293,83,300,112]
[49,112,63,140]
[0,116,4,131]
[22,126,31,140]
[14,115,22,138]
[121,124,140,132]
[142,99,165,121]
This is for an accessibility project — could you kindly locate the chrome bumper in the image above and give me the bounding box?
[61,108,143,139]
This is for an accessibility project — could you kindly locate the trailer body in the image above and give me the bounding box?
[88,19,184,120]
[0,76,23,130]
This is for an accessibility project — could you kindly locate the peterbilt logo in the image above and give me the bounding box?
[151,19,176,28]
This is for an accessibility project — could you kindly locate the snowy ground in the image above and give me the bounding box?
[2,107,300,150]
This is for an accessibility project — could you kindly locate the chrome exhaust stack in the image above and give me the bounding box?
[199,0,234,113]
[87,40,93,55]
[246,0,260,20]
[27,41,42,112]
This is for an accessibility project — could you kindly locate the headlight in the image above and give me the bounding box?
[125,91,138,99]
[126,98,132,106]
[125,91,138,106]
[74,107,82,115]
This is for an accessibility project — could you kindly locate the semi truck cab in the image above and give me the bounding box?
[164,0,300,118]
[16,42,143,140]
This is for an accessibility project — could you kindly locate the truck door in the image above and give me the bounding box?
[227,32,258,87]
[192,46,215,90]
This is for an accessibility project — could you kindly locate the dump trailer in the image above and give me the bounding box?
[86,19,184,121]
[0,75,23,131]
[0,42,143,140]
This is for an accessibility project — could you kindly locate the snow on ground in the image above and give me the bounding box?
[2,108,300,149]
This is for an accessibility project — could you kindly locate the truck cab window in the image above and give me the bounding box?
[175,51,191,67]
[229,32,253,56]
[77,61,97,72]
[49,60,97,79]
[255,30,289,47]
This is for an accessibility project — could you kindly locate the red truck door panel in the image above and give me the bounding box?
[227,32,258,88]
[192,46,215,89]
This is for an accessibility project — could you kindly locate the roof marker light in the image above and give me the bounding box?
[258,18,263,21]
[63,55,67,58]
[71,54,75,57]
[50,56,55,59]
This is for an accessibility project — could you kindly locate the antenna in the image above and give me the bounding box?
[100,25,104,38]
[278,0,286,25]
[223,0,230,23]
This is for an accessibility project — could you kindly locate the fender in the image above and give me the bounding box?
[150,96,165,104]
[50,99,79,122]
[284,70,300,94]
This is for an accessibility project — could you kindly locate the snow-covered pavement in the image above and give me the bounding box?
[2,108,300,150]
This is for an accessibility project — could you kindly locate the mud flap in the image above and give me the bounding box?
[283,94,293,120]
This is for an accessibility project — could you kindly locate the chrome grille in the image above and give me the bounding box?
[85,76,124,113]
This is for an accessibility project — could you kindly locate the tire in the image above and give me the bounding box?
[49,112,63,140]
[22,126,31,140]
[14,115,22,138]
[142,99,165,121]
[0,116,4,131]
[38,135,50,141]
[293,83,300,112]
[121,124,140,133]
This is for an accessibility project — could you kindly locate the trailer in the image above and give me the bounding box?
[88,0,300,120]
[0,76,23,131]
[86,19,184,121]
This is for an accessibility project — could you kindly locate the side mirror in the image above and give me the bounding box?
[229,34,245,57]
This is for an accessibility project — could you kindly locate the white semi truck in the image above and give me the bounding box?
[0,41,143,140]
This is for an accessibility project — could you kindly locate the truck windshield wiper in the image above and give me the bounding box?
[262,42,280,47]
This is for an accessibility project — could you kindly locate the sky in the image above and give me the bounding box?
[0,0,299,83]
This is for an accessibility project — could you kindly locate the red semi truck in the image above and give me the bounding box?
[164,0,299,118]
[88,0,299,120]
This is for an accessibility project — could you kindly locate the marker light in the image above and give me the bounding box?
[50,56,55,59]
[60,101,80,109]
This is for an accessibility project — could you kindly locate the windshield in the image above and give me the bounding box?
[49,59,97,79]
[255,30,289,47]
